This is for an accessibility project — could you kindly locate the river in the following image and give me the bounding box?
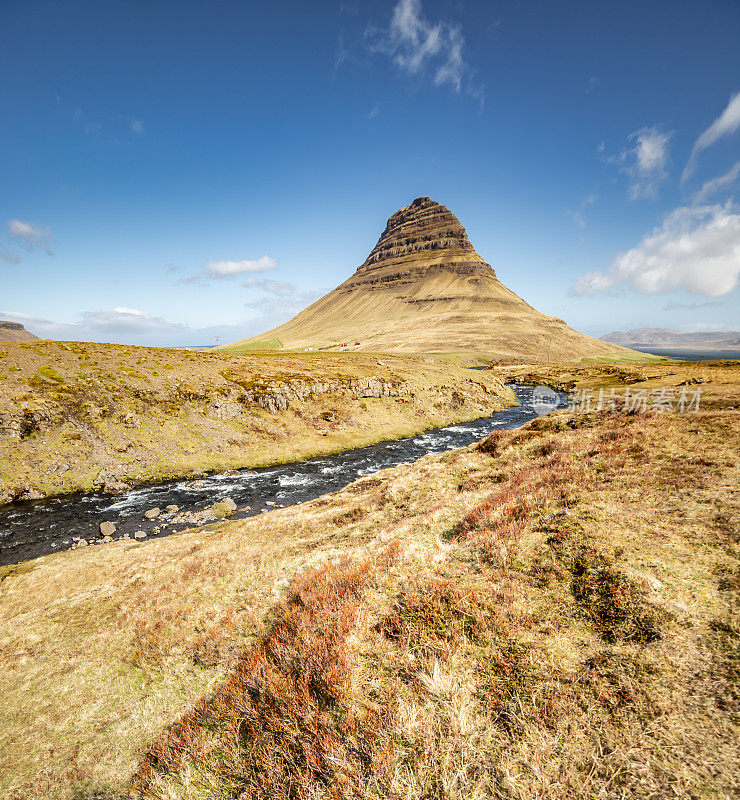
[0,384,565,566]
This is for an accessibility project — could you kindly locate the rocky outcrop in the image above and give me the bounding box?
[0,321,39,342]
[228,197,634,360]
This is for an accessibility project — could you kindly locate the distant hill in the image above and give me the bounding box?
[0,321,39,342]
[602,328,740,349]
[227,197,631,360]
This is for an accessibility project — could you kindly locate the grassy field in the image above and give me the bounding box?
[0,360,737,799]
[0,341,515,505]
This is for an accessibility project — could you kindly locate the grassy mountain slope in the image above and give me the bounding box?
[227,197,634,360]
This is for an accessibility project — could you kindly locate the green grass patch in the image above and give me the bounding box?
[222,337,283,352]
[37,365,64,382]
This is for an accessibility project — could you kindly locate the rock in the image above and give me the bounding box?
[102,478,130,494]
[165,504,179,514]
[192,469,205,479]
[209,401,243,421]
[99,521,116,536]
[101,535,113,544]
[75,538,88,547]
[25,489,45,501]
[265,501,278,507]
[208,498,237,518]
[134,530,147,540]
[144,507,161,519]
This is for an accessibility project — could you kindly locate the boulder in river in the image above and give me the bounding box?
[99,521,116,536]
[134,530,147,540]
[144,507,161,519]
[165,504,179,514]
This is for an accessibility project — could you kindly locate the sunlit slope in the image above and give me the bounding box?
[228,197,632,360]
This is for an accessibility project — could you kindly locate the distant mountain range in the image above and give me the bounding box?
[602,328,740,349]
[227,197,630,360]
[0,321,39,342]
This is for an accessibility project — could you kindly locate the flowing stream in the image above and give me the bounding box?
[0,384,566,566]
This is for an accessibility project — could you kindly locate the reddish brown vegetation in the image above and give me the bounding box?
[133,545,401,799]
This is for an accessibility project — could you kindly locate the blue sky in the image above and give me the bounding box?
[1,0,739,346]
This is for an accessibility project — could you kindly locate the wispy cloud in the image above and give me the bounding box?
[609,126,672,200]
[0,250,21,264]
[129,119,144,134]
[692,161,740,204]
[663,299,724,311]
[0,308,260,348]
[203,256,277,278]
[683,92,740,182]
[585,76,600,94]
[7,219,54,254]
[241,277,296,296]
[567,193,598,229]
[368,0,483,102]
[572,201,740,298]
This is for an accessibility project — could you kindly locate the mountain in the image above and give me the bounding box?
[0,321,39,342]
[228,197,631,360]
[602,328,740,349]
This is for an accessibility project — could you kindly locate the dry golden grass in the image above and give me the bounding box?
[1,366,738,799]
[0,340,514,504]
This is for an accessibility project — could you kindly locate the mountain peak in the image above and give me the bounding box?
[227,197,630,360]
[352,196,491,285]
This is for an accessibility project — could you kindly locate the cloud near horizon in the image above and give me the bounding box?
[0,302,298,348]
[571,201,740,298]
[203,255,277,278]
[682,92,740,182]
[241,277,296,296]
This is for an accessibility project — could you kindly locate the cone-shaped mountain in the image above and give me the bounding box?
[229,197,629,359]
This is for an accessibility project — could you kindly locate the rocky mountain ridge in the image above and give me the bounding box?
[602,328,740,349]
[0,321,39,342]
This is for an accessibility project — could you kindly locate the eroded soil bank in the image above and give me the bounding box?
[0,342,515,505]
[0,385,558,566]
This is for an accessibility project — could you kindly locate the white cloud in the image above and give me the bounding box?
[241,277,296,296]
[664,299,724,310]
[613,127,672,200]
[369,0,482,101]
[683,93,740,182]
[678,321,736,333]
[572,201,740,298]
[130,120,144,134]
[567,193,598,229]
[585,76,600,94]
[203,256,277,278]
[7,219,54,254]
[0,308,262,347]
[692,161,740,204]
[0,250,21,263]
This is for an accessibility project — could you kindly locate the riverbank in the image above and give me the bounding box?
[0,363,737,799]
[0,342,515,506]
[0,385,559,566]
